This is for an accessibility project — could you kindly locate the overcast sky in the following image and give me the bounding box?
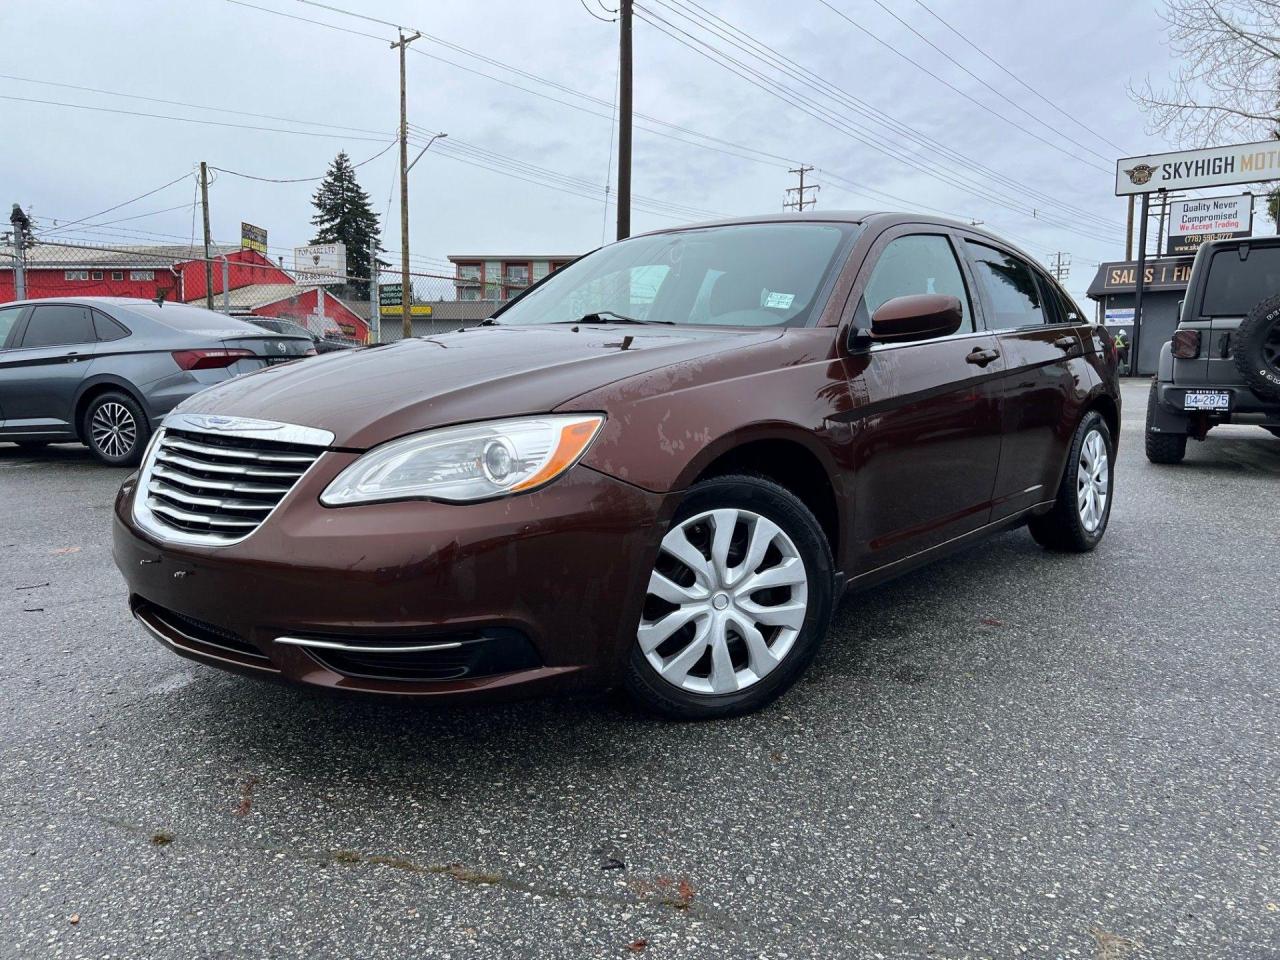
[0,0,1195,303]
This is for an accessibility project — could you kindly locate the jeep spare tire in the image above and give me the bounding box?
[1234,294,1280,399]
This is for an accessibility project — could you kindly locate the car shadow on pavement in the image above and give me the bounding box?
[0,441,101,466]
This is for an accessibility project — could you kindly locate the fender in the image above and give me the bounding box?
[1157,340,1174,383]
[73,373,152,433]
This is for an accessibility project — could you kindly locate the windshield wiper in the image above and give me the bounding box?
[573,311,675,325]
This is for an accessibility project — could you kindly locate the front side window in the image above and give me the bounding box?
[967,242,1046,328]
[495,222,857,328]
[862,234,974,331]
[22,304,95,347]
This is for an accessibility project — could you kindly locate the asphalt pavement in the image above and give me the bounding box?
[1,379,1277,959]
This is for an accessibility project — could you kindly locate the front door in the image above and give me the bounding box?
[0,303,98,439]
[842,230,1005,576]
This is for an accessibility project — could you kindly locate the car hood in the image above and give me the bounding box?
[171,324,782,448]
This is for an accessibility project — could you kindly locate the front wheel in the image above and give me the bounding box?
[624,474,834,720]
[1028,411,1114,553]
[82,391,150,466]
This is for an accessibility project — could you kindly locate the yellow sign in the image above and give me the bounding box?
[380,303,433,317]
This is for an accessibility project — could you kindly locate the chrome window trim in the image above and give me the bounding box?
[867,329,994,353]
[132,415,332,548]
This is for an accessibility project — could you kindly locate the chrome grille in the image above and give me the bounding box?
[133,413,333,546]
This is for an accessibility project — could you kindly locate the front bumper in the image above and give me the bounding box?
[113,458,668,700]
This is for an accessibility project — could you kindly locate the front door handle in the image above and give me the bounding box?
[965,347,1000,367]
[1053,335,1078,351]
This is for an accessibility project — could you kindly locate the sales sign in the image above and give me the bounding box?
[240,222,268,255]
[293,243,346,284]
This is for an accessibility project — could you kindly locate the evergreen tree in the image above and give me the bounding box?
[309,151,382,298]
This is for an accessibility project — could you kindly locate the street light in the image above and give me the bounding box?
[398,130,447,340]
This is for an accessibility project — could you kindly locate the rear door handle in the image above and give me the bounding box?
[1053,335,1078,351]
[966,347,1000,367]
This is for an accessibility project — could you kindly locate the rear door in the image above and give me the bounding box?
[962,240,1086,521]
[0,303,98,438]
[843,228,1005,574]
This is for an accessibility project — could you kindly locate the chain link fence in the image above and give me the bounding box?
[367,266,506,342]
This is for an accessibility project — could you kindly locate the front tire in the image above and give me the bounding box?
[625,474,834,720]
[1028,411,1114,553]
[82,391,149,466]
[1144,382,1187,464]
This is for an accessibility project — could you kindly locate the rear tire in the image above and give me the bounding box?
[624,474,834,720]
[1028,411,1114,553]
[1144,382,1187,464]
[82,391,150,466]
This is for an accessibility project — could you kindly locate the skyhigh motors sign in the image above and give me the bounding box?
[1116,139,1280,195]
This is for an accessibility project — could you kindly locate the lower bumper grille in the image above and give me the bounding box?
[134,600,273,667]
[290,629,541,683]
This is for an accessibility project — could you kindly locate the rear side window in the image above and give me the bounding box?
[1202,245,1280,315]
[0,304,23,346]
[21,304,96,347]
[92,310,131,342]
[862,234,974,331]
[967,242,1046,328]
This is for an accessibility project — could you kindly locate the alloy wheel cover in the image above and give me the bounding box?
[638,508,809,695]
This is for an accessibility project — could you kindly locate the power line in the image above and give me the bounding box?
[635,4,1122,244]
[579,0,617,22]
[859,0,1113,164]
[907,0,1127,154]
[810,0,1111,173]
[652,0,1121,234]
[210,139,398,182]
[0,93,393,142]
[34,173,193,237]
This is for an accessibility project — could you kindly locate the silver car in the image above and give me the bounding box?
[0,297,314,465]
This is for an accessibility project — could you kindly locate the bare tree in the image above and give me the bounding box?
[1130,0,1280,144]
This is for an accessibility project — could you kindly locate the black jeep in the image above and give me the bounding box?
[1145,235,1280,462]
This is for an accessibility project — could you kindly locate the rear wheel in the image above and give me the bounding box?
[82,391,150,466]
[625,474,834,720]
[1028,411,1114,553]
[1144,382,1187,464]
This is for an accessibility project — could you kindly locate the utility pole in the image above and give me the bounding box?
[1125,195,1135,260]
[617,0,633,241]
[199,161,214,310]
[369,236,381,344]
[8,204,31,300]
[1048,252,1071,284]
[391,28,421,338]
[783,165,819,210]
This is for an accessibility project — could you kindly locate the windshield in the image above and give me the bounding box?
[494,222,858,328]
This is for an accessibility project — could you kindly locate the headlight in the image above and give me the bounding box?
[320,414,604,506]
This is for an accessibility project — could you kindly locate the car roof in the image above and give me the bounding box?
[1197,234,1280,254]
[632,209,1032,253]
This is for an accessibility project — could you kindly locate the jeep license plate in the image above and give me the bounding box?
[1183,390,1231,411]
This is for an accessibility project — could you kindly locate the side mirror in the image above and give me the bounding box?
[864,294,964,344]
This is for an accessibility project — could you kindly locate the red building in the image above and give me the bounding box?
[1,242,369,342]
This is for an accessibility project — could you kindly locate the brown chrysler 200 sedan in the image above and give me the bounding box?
[113,213,1120,719]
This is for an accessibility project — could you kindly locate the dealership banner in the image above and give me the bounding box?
[1164,193,1253,256]
[1116,140,1280,195]
[240,221,268,255]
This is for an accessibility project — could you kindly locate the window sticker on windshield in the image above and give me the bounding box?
[764,291,795,309]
